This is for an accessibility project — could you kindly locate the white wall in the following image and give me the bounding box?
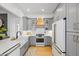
[0,6,22,38]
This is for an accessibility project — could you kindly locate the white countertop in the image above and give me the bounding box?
[18,36,29,47]
[0,38,20,55]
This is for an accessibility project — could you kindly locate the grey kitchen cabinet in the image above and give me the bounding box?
[53,3,79,56]
[66,3,77,31]
[20,41,30,56]
[44,36,47,45]
[66,32,76,56]
[47,36,52,45]
[66,32,79,56]
[20,45,25,56]
[44,36,52,45]
[66,3,79,56]
[53,4,66,22]
[23,17,29,30]
[77,4,79,23]
[29,36,36,45]
[76,4,79,56]
[74,4,79,32]
[57,4,66,20]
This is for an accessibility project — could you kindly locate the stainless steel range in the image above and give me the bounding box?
[36,34,44,46]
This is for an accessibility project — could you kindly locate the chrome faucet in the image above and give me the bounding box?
[16,31,22,39]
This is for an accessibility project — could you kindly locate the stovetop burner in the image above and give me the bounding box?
[36,34,44,37]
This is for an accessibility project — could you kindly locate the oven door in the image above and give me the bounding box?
[36,38,44,42]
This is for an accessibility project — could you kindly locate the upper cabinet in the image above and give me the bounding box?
[53,3,78,32]
[66,3,77,31]
[53,4,66,22]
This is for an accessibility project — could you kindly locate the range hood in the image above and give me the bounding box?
[36,16,44,27]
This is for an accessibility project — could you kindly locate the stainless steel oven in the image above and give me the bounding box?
[36,34,44,46]
[36,38,44,42]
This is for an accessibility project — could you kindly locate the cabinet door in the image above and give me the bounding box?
[74,4,79,32]
[75,4,79,56]
[23,17,28,30]
[20,45,26,56]
[66,32,76,56]
[29,36,36,45]
[44,36,48,45]
[58,4,66,20]
[47,36,52,45]
[77,4,79,23]
[66,3,77,31]
[20,41,29,56]
[44,36,52,45]
[53,4,66,22]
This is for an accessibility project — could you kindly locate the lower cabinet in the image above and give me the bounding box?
[76,36,79,56]
[29,36,36,45]
[66,32,79,56]
[20,41,30,56]
[29,36,52,46]
[66,32,76,56]
[44,36,52,45]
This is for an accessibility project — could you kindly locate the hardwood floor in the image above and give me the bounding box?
[25,46,52,56]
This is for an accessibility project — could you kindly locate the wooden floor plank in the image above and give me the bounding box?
[25,46,52,56]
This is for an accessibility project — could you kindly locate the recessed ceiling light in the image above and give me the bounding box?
[41,9,45,12]
[26,8,30,12]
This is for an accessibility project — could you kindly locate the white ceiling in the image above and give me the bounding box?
[14,3,59,18]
